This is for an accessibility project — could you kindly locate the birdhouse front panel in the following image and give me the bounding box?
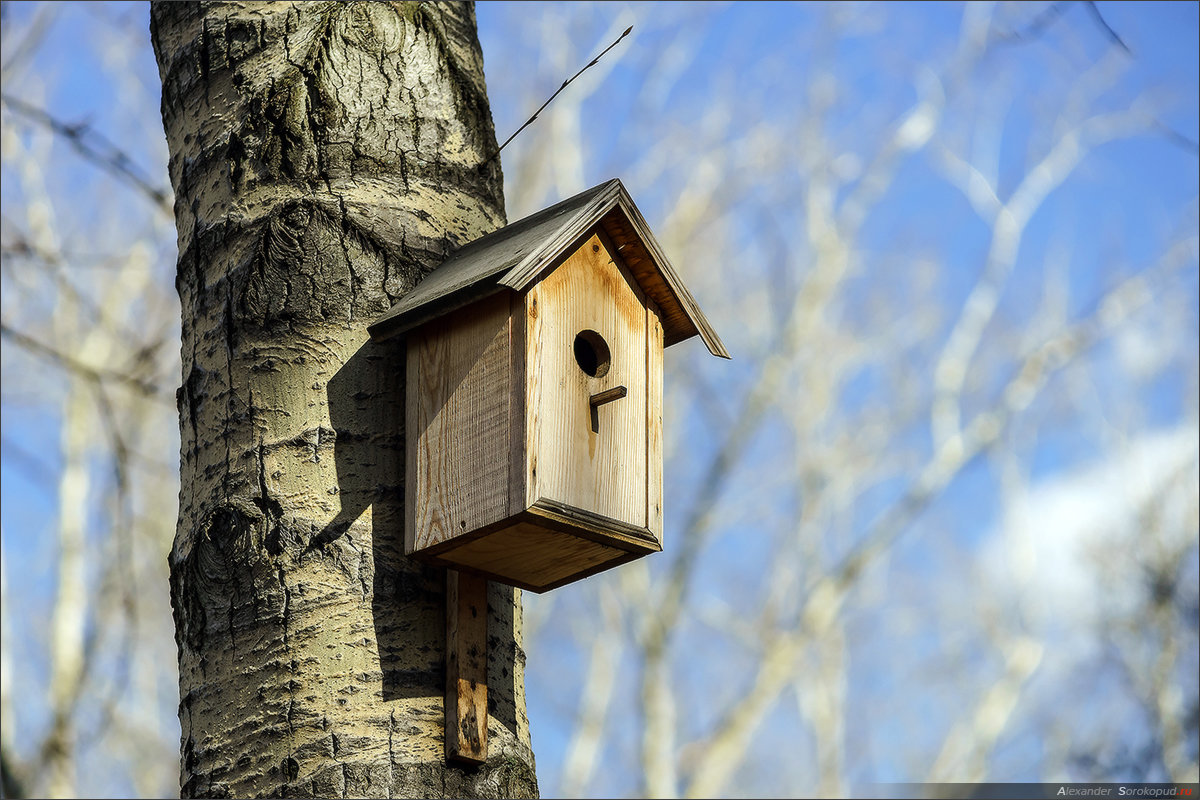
[525,232,660,534]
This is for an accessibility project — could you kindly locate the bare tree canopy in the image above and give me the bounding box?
[1,1,1196,798]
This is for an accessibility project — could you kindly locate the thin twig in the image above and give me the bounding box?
[993,1,1072,46]
[1154,120,1200,156]
[0,94,173,215]
[0,237,148,341]
[492,25,633,159]
[992,0,1129,53]
[988,5,1195,158]
[0,3,57,76]
[1082,0,1131,53]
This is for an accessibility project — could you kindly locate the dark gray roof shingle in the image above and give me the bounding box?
[368,179,727,358]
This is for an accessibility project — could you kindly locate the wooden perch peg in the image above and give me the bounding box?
[589,385,627,408]
[445,570,488,765]
[589,385,628,434]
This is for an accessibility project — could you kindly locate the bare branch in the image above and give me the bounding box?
[926,635,1044,782]
[1082,1,1131,53]
[0,323,171,401]
[1154,120,1200,156]
[1,741,29,800]
[0,2,57,75]
[992,2,1072,47]
[677,236,1193,797]
[931,107,1152,446]
[0,94,173,215]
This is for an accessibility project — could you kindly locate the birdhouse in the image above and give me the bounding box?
[369,179,727,592]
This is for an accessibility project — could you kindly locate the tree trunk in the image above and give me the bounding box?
[150,3,536,797]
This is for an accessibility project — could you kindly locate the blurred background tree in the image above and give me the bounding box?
[1,2,1196,797]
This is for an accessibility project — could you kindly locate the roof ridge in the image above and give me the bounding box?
[368,178,728,359]
[499,179,624,289]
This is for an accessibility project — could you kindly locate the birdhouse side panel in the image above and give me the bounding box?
[406,291,521,554]
[524,232,649,530]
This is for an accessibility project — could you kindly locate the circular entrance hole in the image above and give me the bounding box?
[573,330,611,378]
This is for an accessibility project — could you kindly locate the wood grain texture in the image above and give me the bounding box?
[524,276,542,512]
[526,233,648,529]
[445,571,488,765]
[507,291,528,520]
[407,292,515,553]
[414,500,659,558]
[525,499,660,551]
[600,207,687,347]
[589,386,628,407]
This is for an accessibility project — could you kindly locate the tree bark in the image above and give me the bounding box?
[150,3,536,797]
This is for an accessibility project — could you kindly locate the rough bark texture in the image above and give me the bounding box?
[150,3,536,797]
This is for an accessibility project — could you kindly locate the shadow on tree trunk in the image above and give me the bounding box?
[322,336,523,745]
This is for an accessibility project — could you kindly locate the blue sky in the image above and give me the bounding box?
[2,2,1198,796]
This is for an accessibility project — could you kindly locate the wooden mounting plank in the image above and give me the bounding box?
[527,233,649,529]
[445,570,488,765]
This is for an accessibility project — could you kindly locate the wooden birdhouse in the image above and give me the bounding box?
[369,179,727,592]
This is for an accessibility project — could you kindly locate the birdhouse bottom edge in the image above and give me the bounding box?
[411,499,661,592]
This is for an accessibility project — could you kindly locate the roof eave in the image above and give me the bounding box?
[613,190,730,360]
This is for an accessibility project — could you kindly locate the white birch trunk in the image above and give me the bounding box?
[150,3,536,796]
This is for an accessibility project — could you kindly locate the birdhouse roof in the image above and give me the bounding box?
[368,179,729,358]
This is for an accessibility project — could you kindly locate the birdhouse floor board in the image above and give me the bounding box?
[425,518,657,593]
